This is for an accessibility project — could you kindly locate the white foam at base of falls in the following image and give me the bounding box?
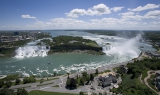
[83,34,142,58]
[15,41,50,58]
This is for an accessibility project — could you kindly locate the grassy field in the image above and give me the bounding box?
[85,42,99,47]
[29,90,79,95]
[141,69,149,81]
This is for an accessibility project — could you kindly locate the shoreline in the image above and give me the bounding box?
[49,49,105,55]
[0,52,142,79]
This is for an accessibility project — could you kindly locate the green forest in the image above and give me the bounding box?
[39,36,104,55]
[111,58,160,95]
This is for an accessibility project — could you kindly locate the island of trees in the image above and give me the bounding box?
[38,36,104,55]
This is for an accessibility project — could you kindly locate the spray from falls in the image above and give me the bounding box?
[83,34,142,59]
[102,34,142,58]
[14,41,50,58]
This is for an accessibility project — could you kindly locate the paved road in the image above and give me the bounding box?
[144,70,160,95]
[9,60,129,94]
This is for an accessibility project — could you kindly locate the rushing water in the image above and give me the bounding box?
[0,30,156,77]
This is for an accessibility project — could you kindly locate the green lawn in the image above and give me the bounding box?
[29,90,79,95]
[85,42,99,47]
[141,69,149,81]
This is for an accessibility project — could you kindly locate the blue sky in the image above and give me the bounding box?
[0,0,160,30]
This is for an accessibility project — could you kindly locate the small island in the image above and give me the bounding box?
[0,31,104,58]
[38,36,104,55]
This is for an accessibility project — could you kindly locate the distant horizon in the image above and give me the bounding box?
[0,29,160,31]
[0,0,160,30]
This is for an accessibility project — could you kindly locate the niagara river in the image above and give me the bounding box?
[0,30,156,77]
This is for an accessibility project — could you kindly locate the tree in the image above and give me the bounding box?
[15,78,21,85]
[96,69,99,75]
[92,93,97,95]
[70,78,77,88]
[80,78,85,85]
[76,75,79,79]
[104,92,107,95]
[66,77,71,87]
[17,88,28,95]
[53,72,57,76]
[86,75,90,82]
[0,80,4,88]
[0,88,16,95]
[40,78,44,83]
[79,91,84,95]
[5,81,12,88]
[82,72,87,76]
[23,77,36,84]
[90,74,94,81]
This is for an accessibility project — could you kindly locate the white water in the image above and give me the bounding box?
[103,34,141,58]
[83,34,141,58]
[15,41,50,58]
[14,33,141,59]
[0,31,154,77]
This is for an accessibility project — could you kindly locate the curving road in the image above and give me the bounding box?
[144,71,160,95]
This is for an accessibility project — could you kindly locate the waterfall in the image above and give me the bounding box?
[102,34,142,58]
[14,41,50,58]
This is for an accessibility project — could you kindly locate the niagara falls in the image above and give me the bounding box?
[1,1,160,94]
[0,30,156,77]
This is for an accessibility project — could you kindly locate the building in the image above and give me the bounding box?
[156,76,160,82]
[99,74,117,88]
[119,65,128,74]
[156,82,160,91]
[156,71,160,77]
[14,32,19,36]
[155,76,160,91]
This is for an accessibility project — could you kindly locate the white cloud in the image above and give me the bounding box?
[92,3,111,14]
[119,12,135,16]
[119,12,142,21]
[24,17,157,30]
[131,4,160,11]
[66,9,87,18]
[119,9,160,21]
[144,10,160,19]
[127,8,131,11]
[66,3,111,18]
[21,15,36,19]
[10,3,160,30]
[111,7,124,12]
[1,15,157,30]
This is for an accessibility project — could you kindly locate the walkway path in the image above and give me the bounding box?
[139,74,143,83]
[144,71,160,95]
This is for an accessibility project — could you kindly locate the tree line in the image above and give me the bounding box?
[111,58,160,95]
